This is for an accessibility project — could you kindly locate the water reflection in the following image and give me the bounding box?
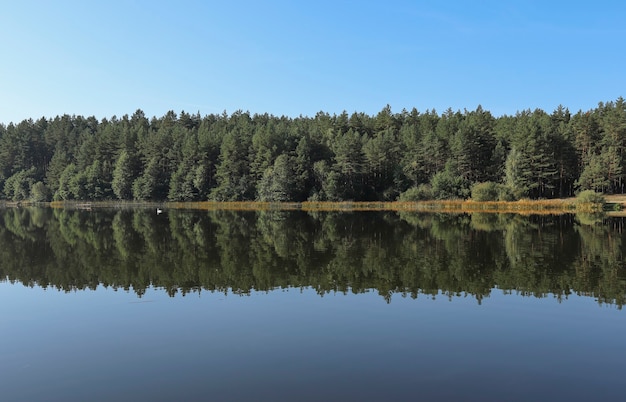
[0,208,624,307]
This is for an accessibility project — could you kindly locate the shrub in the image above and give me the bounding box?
[471,182,499,201]
[471,182,518,202]
[576,190,605,205]
[496,185,517,201]
[398,184,433,201]
[30,182,52,202]
[430,171,469,200]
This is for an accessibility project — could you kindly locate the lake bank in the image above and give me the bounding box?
[0,196,611,214]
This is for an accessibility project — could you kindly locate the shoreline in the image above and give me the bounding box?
[0,197,616,214]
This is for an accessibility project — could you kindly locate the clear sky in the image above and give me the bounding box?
[1,0,625,124]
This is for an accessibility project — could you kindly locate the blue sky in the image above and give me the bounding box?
[1,0,625,124]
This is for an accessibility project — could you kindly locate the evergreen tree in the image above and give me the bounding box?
[398,118,422,188]
[257,154,300,202]
[550,106,578,197]
[572,110,601,171]
[55,163,79,200]
[599,98,626,193]
[430,161,470,199]
[211,113,255,201]
[2,99,626,202]
[112,150,136,200]
[451,106,496,184]
[30,181,51,202]
[45,149,71,195]
[329,128,365,200]
[132,157,168,200]
[363,129,400,200]
[3,167,37,201]
[576,153,609,193]
[506,111,558,198]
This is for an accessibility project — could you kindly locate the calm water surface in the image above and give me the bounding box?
[1,208,625,401]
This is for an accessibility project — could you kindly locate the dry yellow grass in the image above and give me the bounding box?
[22,198,612,215]
[166,199,581,214]
[605,194,626,206]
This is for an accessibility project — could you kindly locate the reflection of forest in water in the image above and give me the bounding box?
[0,208,624,307]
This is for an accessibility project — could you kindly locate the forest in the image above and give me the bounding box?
[0,98,624,202]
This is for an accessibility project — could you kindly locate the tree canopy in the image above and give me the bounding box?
[1,99,625,202]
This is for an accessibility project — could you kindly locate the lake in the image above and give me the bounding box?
[1,208,625,401]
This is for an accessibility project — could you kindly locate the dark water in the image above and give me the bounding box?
[1,208,625,401]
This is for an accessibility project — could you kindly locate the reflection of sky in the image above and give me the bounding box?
[1,284,624,401]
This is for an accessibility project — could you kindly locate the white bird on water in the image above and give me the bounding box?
[156,208,163,215]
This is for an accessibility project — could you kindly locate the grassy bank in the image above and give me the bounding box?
[171,197,608,213]
[1,196,612,214]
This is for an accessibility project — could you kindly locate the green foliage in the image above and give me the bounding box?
[211,124,255,201]
[575,148,622,194]
[504,148,526,198]
[575,190,605,206]
[430,162,470,199]
[132,158,164,200]
[0,119,47,184]
[3,167,37,201]
[363,129,400,200]
[168,164,196,201]
[451,106,497,183]
[30,181,51,202]
[55,163,78,200]
[471,182,499,201]
[3,99,626,202]
[45,150,70,195]
[398,184,433,201]
[192,164,212,200]
[112,150,136,200]
[257,154,302,202]
[329,128,366,200]
[67,160,111,200]
[496,185,517,201]
[470,181,517,202]
[505,111,559,198]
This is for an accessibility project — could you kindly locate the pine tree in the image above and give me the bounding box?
[112,150,136,200]
[211,121,254,201]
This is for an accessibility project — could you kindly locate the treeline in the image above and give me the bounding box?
[1,98,625,202]
[1,208,624,306]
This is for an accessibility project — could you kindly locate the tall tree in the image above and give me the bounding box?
[549,106,578,197]
[450,106,496,184]
[112,150,137,200]
[506,111,558,198]
[329,128,365,200]
[257,154,301,202]
[599,98,626,193]
[211,112,255,201]
[363,129,400,200]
